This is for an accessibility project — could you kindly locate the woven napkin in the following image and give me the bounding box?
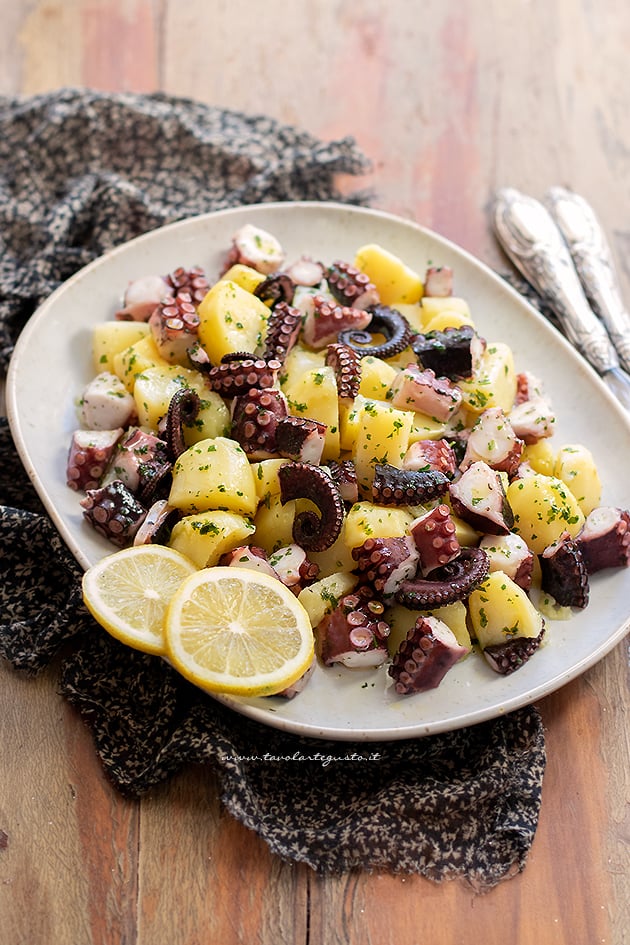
[0,89,545,888]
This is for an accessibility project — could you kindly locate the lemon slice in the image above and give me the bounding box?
[82,545,198,655]
[165,567,315,697]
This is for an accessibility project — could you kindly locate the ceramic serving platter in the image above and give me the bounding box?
[7,202,630,740]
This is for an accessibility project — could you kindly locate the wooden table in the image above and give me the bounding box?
[1,2,629,943]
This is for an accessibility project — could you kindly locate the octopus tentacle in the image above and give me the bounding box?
[352,536,419,597]
[325,459,359,504]
[231,388,288,459]
[483,630,545,676]
[205,357,281,398]
[326,260,380,309]
[80,480,147,547]
[395,546,490,609]
[162,387,202,460]
[254,273,296,307]
[261,301,302,364]
[372,463,450,506]
[540,535,589,608]
[325,342,362,403]
[337,305,411,359]
[278,462,345,552]
[388,615,468,694]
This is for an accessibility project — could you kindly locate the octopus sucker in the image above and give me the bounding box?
[276,416,327,465]
[388,615,468,694]
[410,504,461,576]
[395,546,490,609]
[261,301,302,364]
[352,536,419,597]
[205,357,281,398]
[278,462,345,553]
[325,342,362,403]
[316,585,390,668]
[231,388,288,459]
[326,260,380,310]
[389,364,462,421]
[325,459,359,504]
[81,480,147,547]
[372,463,450,507]
[66,428,124,492]
[338,304,411,360]
[482,629,545,676]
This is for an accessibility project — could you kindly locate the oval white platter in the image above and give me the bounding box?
[7,201,630,741]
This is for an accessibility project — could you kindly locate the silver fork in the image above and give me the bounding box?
[492,187,630,412]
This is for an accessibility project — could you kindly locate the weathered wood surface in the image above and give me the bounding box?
[1,2,629,943]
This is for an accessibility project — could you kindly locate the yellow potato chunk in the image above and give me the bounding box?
[169,437,258,516]
[283,365,340,461]
[297,572,359,628]
[219,263,266,294]
[521,440,556,476]
[112,334,166,392]
[354,243,424,305]
[458,341,517,414]
[553,444,601,516]
[344,501,415,550]
[197,280,270,364]
[468,571,544,648]
[132,365,230,438]
[169,510,255,569]
[92,321,150,374]
[422,311,476,333]
[250,458,290,504]
[252,495,297,554]
[358,356,398,399]
[506,473,585,554]
[352,398,414,494]
[308,526,357,577]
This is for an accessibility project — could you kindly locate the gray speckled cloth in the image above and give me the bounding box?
[0,89,545,887]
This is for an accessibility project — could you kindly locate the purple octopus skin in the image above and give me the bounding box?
[371,463,450,507]
[326,260,380,310]
[204,357,282,399]
[278,462,345,553]
[395,545,490,609]
[261,301,302,364]
[107,427,169,495]
[388,615,468,694]
[402,438,458,478]
[352,536,419,597]
[449,461,514,535]
[325,459,359,504]
[576,507,630,573]
[389,364,462,421]
[276,415,327,465]
[254,272,296,307]
[165,265,210,306]
[231,388,288,460]
[483,628,545,676]
[81,480,147,547]
[410,504,462,576]
[161,387,202,460]
[316,586,390,668]
[539,534,589,609]
[269,543,320,593]
[67,428,124,492]
[301,294,372,349]
[338,305,411,360]
[411,325,483,380]
[325,342,362,404]
[149,291,201,364]
[133,499,182,546]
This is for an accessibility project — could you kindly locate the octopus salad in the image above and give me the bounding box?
[66,222,630,698]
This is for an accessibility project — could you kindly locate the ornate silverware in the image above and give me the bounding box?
[492,187,630,411]
[544,186,630,373]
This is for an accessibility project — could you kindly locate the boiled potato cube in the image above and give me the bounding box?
[220,263,266,294]
[133,365,230,438]
[251,458,290,504]
[344,501,415,550]
[308,525,357,577]
[422,311,476,333]
[283,365,340,461]
[358,356,398,399]
[169,510,255,568]
[92,321,150,374]
[352,398,413,493]
[468,570,544,648]
[420,295,472,325]
[506,473,585,554]
[458,341,517,414]
[112,334,166,392]
[197,280,270,364]
[354,243,423,305]
[553,444,601,515]
[253,496,315,554]
[297,571,359,628]
[521,440,555,476]
[169,436,258,515]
